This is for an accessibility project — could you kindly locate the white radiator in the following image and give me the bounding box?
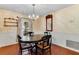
[66,40,79,50]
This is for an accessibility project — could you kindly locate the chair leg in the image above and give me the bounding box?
[29,49,31,55]
[41,50,43,55]
[50,47,51,55]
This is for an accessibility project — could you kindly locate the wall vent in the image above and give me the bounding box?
[66,40,79,50]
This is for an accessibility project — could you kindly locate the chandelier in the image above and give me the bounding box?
[28,4,39,20]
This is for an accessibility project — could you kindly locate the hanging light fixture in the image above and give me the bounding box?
[28,4,39,20]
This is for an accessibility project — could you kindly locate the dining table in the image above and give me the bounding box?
[21,34,44,55]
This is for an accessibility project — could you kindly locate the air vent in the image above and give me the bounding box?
[66,40,79,50]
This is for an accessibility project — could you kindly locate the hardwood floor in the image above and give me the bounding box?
[0,44,19,55]
[0,43,79,55]
[51,44,79,55]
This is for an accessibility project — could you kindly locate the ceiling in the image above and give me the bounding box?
[0,4,73,16]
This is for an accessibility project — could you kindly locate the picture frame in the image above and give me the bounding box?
[24,22,29,36]
[46,14,53,31]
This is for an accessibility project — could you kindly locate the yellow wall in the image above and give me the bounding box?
[54,5,79,33]
[0,9,26,47]
[0,9,26,32]
[32,16,46,34]
[33,5,79,34]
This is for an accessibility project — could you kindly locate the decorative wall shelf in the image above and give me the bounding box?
[4,17,18,27]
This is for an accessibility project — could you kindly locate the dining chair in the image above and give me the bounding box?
[17,35,35,55]
[44,32,48,35]
[44,31,51,35]
[37,35,52,55]
[28,32,34,36]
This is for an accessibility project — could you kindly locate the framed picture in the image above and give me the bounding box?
[24,22,29,36]
[46,14,53,31]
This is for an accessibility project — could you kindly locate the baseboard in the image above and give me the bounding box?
[53,43,79,54]
[0,43,19,55]
[0,42,18,48]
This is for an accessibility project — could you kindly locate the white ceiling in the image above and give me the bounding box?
[0,4,73,16]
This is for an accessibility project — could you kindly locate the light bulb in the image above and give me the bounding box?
[28,15,31,18]
[36,15,39,18]
[32,14,35,18]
